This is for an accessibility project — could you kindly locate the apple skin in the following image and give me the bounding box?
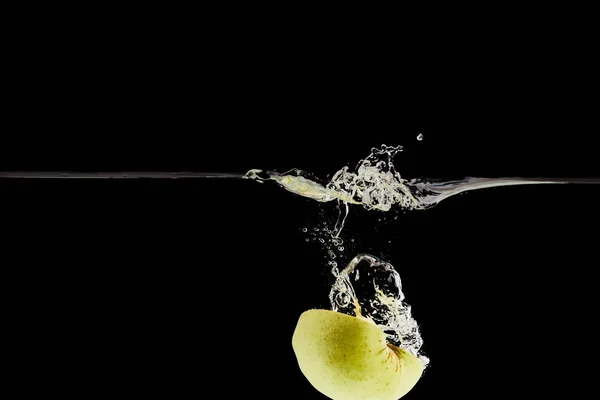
[292,309,423,400]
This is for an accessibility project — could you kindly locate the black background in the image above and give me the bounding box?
[2,15,599,397]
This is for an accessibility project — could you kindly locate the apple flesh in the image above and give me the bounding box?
[292,309,423,400]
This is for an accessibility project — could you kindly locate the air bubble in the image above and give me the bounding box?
[335,292,351,307]
[331,237,343,246]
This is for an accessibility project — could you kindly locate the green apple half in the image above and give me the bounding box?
[292,309,423,400]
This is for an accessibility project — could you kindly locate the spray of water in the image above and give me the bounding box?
[326,144,418,211]
[244,145,418,237]
[245,145,417,210]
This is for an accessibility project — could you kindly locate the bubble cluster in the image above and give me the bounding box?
[299,216,356,268]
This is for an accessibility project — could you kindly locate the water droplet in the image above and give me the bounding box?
[302,228,307,232]
[305,238,309,242]
[417,133,424,141]
[338,246,344,251]
[331,261,337,267]
[318,238,325,243]
[313,227,319,232]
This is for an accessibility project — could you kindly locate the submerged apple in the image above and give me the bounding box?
[292,309,423,400]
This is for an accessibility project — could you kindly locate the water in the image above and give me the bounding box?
[329,253,429,367]
[4,144,599,372]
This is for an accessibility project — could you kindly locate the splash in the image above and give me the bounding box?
[245,145,419,212]
[326,144,419,212]
[245,145,419,237]
[329,253,429,367]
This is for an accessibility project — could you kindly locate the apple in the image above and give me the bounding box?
[292,309,424,400]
